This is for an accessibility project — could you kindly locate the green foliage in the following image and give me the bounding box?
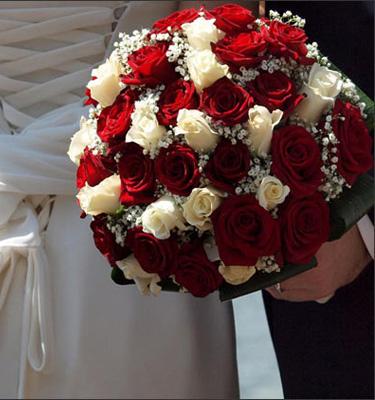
[329,174,374,241]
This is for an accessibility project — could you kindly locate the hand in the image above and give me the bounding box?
[266,225,372,302]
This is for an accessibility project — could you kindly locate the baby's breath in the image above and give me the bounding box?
[235,156,272,195]
[166,31,192,80]
[232,67,260,87]
[256,255,281,273]
[115,29,151,74]
[269,10,306,28]
[314,113,348,200]
[107,205,145,245]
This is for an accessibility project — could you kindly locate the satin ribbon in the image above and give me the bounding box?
[0,200,54,398]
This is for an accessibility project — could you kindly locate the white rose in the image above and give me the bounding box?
[218,264,256,285]
[126,101,166,152]
[182,17,225,50]
[141,195,186,240]
[247,106,283,157]
[76,175,121,216]
[87,52,122,108]
[295,63,343,124]
[256,176,290,210]
[186,49,229,92]
[182,186,224,231]
[175,109,219,152]
[117,254,161,296]
[67,116,98,165]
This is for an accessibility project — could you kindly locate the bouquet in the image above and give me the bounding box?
[68,4,373,300]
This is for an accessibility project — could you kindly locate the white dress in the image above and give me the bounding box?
[0,2,282,399]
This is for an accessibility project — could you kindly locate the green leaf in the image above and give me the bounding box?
[159,278,180,291]
[112,260,318,302]
[329,173,374,241]
[354,85,374,133]
[110,268,181,291]
[114,205,126,218]
[111,266,133,285]
[219,258,317,302]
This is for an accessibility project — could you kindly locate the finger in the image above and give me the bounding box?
[265,286,308,302]
[274,266,325,292]
[264,286,283,300]
[266,287,335,302]
[315,293,335,304]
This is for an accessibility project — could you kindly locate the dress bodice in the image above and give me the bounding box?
[0,1,126,132]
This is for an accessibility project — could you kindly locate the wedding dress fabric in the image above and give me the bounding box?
[0,2,282,398]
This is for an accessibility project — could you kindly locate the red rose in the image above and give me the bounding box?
[279,193,330,264]
[209,4,255,34]
[97,89,137,144]
[201,77,254,126]
[332,100,373,185]
[157,79,199,126]
[205,139,251,193]
[126,227,178,279]
[212,31,267,72]
[83,88,97,107]
[262,21,314,65]
[155,143,200,196]
[118,143,156,206]
[76,147,112,189]
[84,76,98,106]
[152,8,200,33]
[173,241,223,297]
[90,215,130,267]
[211,194,281,266]
[122,42,178,87]
[271,125,324,197]
[247,71,304,116]
[259,17,271,25]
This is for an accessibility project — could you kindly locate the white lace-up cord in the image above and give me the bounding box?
[0,2,125,132]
